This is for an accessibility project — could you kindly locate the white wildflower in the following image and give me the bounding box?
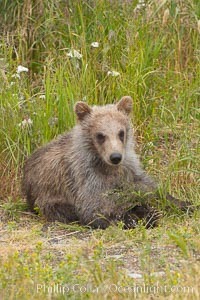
[10,82,15,86]
[19,118,33,128]
[91,42,99,48]
[107,70,120,77]
[39,94,46,99]
[17,65,29,74]
[67,49,82,59]
[23,118,32,126]
[134,0,145,11]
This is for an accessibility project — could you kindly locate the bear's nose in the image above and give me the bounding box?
[110,153,122,165]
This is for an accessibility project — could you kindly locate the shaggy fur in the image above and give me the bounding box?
[22,96,189,229]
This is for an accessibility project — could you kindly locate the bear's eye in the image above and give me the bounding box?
[119,130,125,142]
[96,133,106,144]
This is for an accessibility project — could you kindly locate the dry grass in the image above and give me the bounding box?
[0,206,200,299]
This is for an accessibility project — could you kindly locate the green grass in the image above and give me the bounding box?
[0,0,200,299]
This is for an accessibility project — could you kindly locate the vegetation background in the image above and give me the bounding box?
[0,0,199,299]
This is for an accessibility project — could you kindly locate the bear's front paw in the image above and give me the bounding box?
[123,205,162,229]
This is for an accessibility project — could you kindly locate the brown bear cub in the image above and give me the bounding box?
[22,96,190,229]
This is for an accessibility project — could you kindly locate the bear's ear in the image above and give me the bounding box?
[75,101,92,121]
[116,96,133,115]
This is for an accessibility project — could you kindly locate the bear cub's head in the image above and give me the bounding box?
[75,96,133,167]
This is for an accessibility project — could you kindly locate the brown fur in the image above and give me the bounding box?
[22,96,190,229]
